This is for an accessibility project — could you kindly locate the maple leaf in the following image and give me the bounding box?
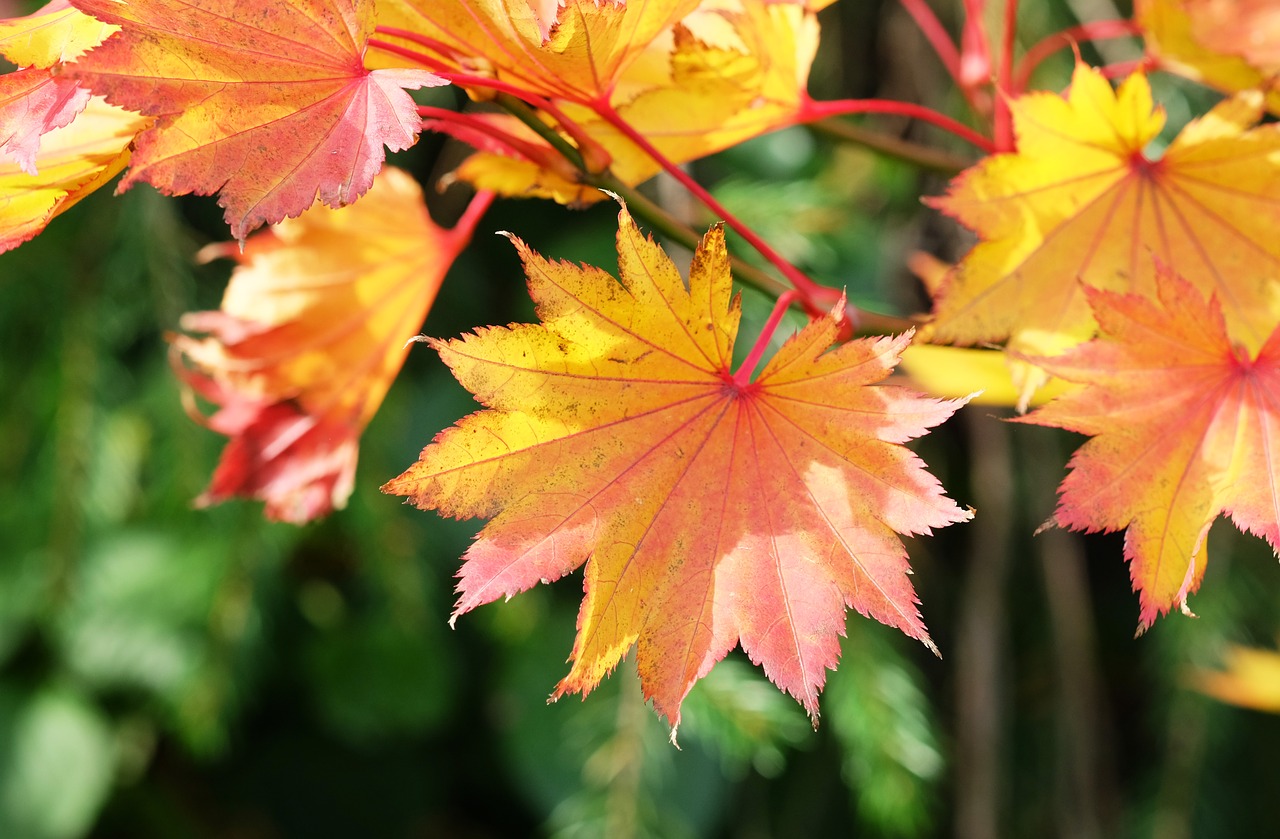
[928,63,1280,397]
[0,67,90,174]
[0,0,119,174]
[372,0,700,103]
[444,0,826,204]
[0,94,146,253]
[899,344,1072,408]
[383,202,971,727]
[65,0,445,241]
[1018,268,1280,629]
[1138,0,1280,110]
[0,0,117,67]
[1189,645,1280,713]
[172,167,482,523]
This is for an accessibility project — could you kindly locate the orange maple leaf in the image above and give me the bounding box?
[65,0,445,240]
[173,167,483,523]
[373,0,700,103]
[929,63,1280,397]
[442,0,827,204]
[383,202,971,726]
[1018,268,1280,629]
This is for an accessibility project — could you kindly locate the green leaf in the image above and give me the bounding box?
[0,686,114,839]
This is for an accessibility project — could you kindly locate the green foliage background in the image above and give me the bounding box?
[4,1,1280,837]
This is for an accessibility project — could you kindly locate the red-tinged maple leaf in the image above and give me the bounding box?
[1018,268,1280,630]
[0,0,119,174]
[65,0,445,241]
[383,202,971,727]
[0,94,146,253]
[172,167,484,524]
[0,67,90,174]
[928,63,1280,400]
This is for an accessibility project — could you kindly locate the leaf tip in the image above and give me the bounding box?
[1032,516,1059,537]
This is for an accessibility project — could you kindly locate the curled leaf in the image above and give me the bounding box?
[173,168,481,523]
[0,94,145,253]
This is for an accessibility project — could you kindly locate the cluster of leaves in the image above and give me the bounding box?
[3,0,1280,732]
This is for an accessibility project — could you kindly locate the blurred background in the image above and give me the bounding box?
[5,0,1280,837]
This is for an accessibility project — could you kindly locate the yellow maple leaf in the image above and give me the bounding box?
[1138,0,1280,111]
[0,0,117,68]
[930,63,1280,368]
[383,201,971,726]
[898,344,1073,408]
[173,167,483,523]
[1190,645,1280,713]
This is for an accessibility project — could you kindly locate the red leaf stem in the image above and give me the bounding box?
[594,101,838,316]
[897,0,962,85]
[365,36,444,70]
[373,26,468,65]
[417,104,574,173]
[799,98,996,154]
[993,0,1019,150]
[733,290,802,387]
[1014,19,1143,92]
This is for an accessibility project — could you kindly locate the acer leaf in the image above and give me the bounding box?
[0,67,90,174]
[1190,645,1280,713]
[1138,0,1280,111]
[0,0,117,68]
[373,0,699,103]
[899,344,1072,408]
[66,0,445,240]
[383,202,971,727]
[0,0,119,175]
[0,94,146,253]
[173,167,480,523]
[929,63,1280,383]
[1018,268,1280,629]
[447,0,824,204]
